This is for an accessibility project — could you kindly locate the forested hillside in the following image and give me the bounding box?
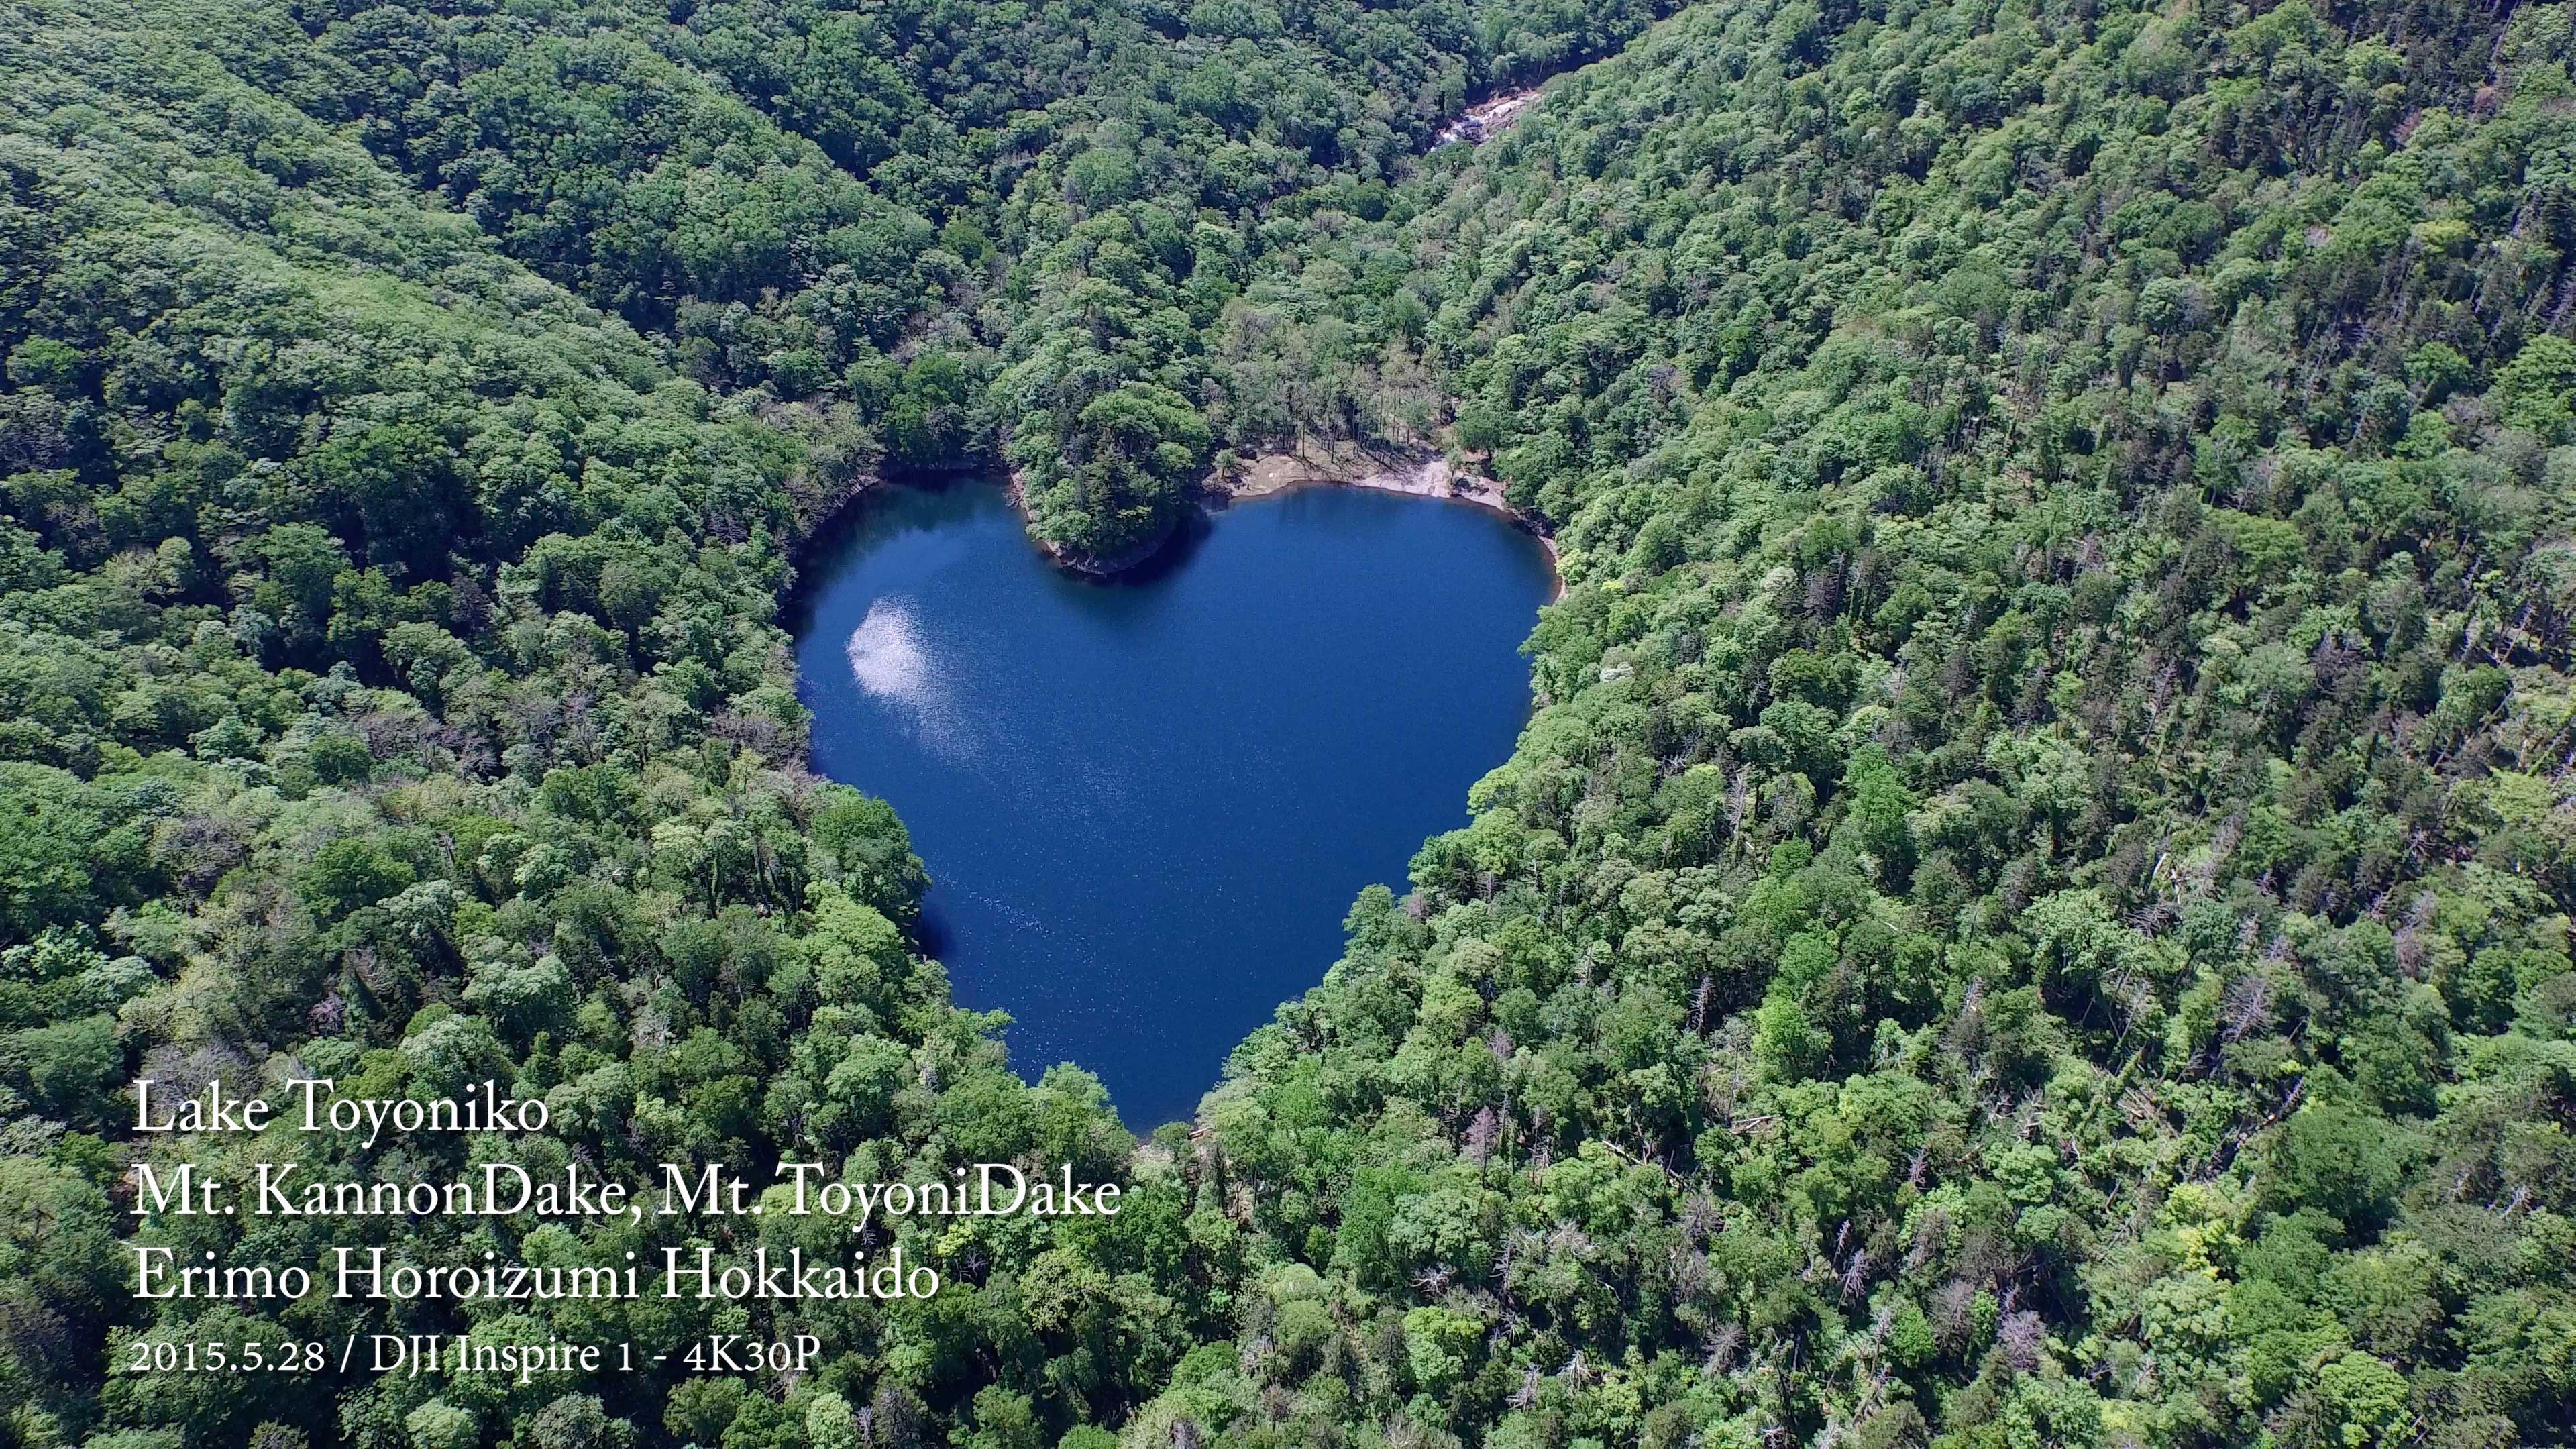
[0,5,1183,1449]
[2,1,2573,1449]
[1197,1,2576,1444]
[250,0,1669,564]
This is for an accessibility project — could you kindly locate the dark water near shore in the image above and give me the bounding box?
[788,479,1554,1128]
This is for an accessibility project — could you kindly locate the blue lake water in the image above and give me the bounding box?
[788,479,1555,1128]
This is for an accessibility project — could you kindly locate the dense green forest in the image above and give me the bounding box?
[3,0,2575,1446]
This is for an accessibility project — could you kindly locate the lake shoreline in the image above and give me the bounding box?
[1212,446,1561,596]
[1218,449,1542,539]
[927,450,1560,592]
[1002,468,1193,579]
[792,476,1558,1125]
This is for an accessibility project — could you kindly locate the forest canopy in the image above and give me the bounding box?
[3,0,2575,1448]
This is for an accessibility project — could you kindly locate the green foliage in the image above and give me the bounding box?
[1177,0,2576,1442]
[274,0,1675,565]
[11,0,2576,1446]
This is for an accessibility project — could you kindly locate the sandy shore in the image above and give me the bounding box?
[1010,447,1562,588]
[1219,445,1560,576]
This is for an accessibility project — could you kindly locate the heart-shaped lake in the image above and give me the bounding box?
[790,478,1556,1128]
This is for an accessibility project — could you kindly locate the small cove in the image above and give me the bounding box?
[788,478,1556,1128]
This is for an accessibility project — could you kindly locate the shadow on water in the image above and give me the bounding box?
[911,903,957,968]
[1079,507,1213,587]
[782,472,998,635]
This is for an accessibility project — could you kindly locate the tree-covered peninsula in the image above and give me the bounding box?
[2,1,2573,1447]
